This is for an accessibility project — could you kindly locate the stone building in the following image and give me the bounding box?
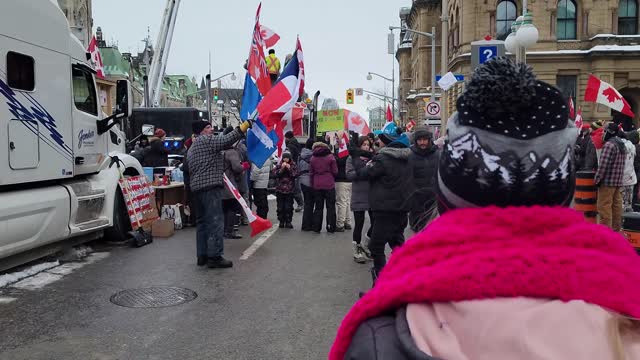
[397,0,640,128]
[57,0,93,47]
[369,106,387,131]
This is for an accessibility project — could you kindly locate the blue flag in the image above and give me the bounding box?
[240,73,262,120]
[247,118,279,168]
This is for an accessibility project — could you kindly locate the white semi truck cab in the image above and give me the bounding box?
[0,0,143,270]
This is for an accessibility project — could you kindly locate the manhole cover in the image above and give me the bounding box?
[110,287,197,308]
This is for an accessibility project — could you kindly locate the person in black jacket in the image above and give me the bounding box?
[285,131,304,212]
[335,145,353,232]
[182,121,213,226]
[142,128,170,168]
[408,126,440,232]
[575,125,598,171]
[367,132,413,283]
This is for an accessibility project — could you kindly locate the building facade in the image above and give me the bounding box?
[398,0,640,128]
[369,106,387,131]
[57,0,93,47]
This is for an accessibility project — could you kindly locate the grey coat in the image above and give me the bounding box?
[345,307,437,360]
[251,158,272,189]
[346,151,373,211]
[222,147,246,200]
[298,148,313,187]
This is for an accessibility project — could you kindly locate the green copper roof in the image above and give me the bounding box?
[99,47,130,78]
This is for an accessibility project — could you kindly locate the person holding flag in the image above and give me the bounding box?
[187,120,253,269]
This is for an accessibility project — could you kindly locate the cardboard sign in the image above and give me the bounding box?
[119,175,159,229]
[317,109,345,134]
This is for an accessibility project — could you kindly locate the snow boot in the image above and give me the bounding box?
[352,242,366,264]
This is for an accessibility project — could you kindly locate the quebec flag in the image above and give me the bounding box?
[240,73,263,121]
[247,118,280,168]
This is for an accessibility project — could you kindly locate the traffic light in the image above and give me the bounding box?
[346,89,354,104]
[213,88,219,101]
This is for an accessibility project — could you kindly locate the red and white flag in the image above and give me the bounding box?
[87,35,104,79]
[584,74,635,118]
[247,3,271,96]
[282,102,305,136]
[574,106,583,130]
[568,96,575,119]
[260,24,281,49]
[386,104,393,122]
[406,120,416,132]
[338,132,350,158]
[344,109,370,135]
[257,36,305,127]
[223,174,272,237]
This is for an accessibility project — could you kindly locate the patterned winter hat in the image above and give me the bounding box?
[436,57,577,211]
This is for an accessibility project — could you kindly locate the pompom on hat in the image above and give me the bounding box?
[436,57,577,211]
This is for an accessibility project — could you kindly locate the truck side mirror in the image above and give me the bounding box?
[142,124,155,136]
[116,80,133,117]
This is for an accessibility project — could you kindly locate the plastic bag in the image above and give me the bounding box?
[161,204,183,230]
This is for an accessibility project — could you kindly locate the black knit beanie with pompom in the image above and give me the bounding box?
[436,57,577,211]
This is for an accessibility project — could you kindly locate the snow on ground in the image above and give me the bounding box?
[0,249,110,291]
[0,261,60,288]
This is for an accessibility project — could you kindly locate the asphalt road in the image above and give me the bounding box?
[0,208,372,360]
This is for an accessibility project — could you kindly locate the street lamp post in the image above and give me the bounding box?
[390,26,437,114]
[367,71,394,117]
[504,0,538,64]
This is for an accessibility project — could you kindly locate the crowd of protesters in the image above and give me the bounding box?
[576,119,640,231]
[236,125,442,286]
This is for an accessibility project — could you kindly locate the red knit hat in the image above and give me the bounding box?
[329,206,640,359]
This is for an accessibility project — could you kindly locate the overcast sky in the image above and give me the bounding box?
[93,0,408,120]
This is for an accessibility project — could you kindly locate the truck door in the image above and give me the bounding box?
[71,64,107,175]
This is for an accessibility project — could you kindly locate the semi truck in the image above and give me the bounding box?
[0,0,143,271]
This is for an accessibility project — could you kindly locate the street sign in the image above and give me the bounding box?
[471,39,505,70]
[479,46,498,64]
[425,101,441,118]
[355,88,363,96]
[388,33,395,55]
[425,118,441,126]
[436,74,464,82]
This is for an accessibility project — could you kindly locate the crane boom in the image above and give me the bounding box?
[144,0,181,107]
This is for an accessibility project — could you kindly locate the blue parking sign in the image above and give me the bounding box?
[479,46,498,64]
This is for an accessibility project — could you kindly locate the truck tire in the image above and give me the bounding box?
[104,188,132,243]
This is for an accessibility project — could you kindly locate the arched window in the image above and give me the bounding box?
[496,1,518,40]
[619,0,638,35]
[557,0,577,40]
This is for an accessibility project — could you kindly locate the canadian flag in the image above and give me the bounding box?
[87,36,104,79]
[574,106,583,130]
[223,174,272,237]
[568,96,575,119]
[260,25,281,49]
[338,131,350,158]
[282,102,305,136]
[344,109,370,135]
[584,74,635,117]
[386,104,393,122]
[406,120,417,132]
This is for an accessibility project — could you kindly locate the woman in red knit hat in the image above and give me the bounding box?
[330,58,640,360]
